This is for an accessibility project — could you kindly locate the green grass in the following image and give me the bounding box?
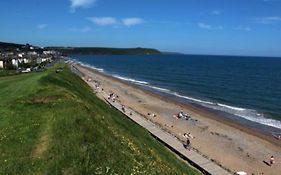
[0,70,19,77]
[0,64,200,175]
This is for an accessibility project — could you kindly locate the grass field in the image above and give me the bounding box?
[0,70,18,77]
[0,64,200,175]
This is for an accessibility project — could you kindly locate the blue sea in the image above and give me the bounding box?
[71,54,281,133]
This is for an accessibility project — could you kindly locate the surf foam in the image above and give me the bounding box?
[113,75,149,85]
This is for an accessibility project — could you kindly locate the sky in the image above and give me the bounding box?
[0,0,281,57]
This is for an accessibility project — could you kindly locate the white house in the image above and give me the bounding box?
[43,50,56,55]
[12,59,18,68]
[18,58,29,64]
[0,60,3,69]
[27,51,38,56]
[37,56,52,64]
[42,56,52,62]
[18,53,24,58]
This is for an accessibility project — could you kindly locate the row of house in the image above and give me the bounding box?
[0,45,60,70]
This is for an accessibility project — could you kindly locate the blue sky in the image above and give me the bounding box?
[0,0,281,56]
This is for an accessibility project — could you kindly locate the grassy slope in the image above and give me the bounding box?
[0,70,19,77]
[0,64,200,175]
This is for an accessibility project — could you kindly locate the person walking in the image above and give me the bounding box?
[186,138,191,150]
[269,156,275,167]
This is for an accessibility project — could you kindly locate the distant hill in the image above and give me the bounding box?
[0,42,24,51]
[0,41,162,55]
[47,47,162,55]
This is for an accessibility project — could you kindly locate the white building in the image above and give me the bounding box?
[18,58,29,64]
[18,53,24,58]
[0,60,3,69]
[27,51,38,56]
[12,59,18,68]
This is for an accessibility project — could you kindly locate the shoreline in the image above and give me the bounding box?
[69,60,281,174]
[71,58,281,134]
[80,63,281,147]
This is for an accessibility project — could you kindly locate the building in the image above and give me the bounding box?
[18,58,29,64]
[0,60,3,69]
[12,58,18,68]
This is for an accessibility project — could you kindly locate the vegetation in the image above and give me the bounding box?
[0,41,24,51]
[0,64,200,174]
[48,47,161,55]
[0,69,18,77]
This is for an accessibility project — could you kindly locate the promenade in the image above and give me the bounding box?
[102,94,231,175]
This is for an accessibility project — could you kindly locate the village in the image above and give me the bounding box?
[0,43,61,72]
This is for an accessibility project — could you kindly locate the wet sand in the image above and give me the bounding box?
[70,61,281,175]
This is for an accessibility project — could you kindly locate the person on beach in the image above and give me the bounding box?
[269,156,275,167]
[184,132,195,139]
[186,138,191,150]
[187,133,195,139]
[121,105,126,113]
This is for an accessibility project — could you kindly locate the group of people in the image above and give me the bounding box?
[174,110,191,120]
[108,92,119,103]
[147,113,157,117]
[183,132,195,150]
[87,77,103,92]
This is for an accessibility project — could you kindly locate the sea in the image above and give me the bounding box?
[70,54,281,134]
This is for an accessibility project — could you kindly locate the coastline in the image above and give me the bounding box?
[69,60,281,174]
[80,62,281,147]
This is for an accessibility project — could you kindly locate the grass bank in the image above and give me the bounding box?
[0,64,200,174]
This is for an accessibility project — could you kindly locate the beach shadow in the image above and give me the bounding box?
[263,160,271,166]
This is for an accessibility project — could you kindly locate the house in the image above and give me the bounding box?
[43,50,56,55]
[36,57,42,64]
[18,53,24,58]
[0,60,3,69]
[12,58,18,68]
[37,56,52,64]
[18,58,29,64]
[27,51,38,56]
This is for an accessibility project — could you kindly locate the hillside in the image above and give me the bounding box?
[0,41,24,51]
[0,64,199,174]
[48,47,161,55]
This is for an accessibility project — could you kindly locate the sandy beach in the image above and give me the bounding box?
[70,61,281,175]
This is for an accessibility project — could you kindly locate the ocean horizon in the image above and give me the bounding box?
[71,54,281,133]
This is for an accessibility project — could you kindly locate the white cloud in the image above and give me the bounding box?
[70,26,91,32]
[236,25,251,31]
[37,24,47,29]
[88,17,144,27]
[70,0,96,12]
[253,16,281,24]
[88,17,117,26]
[198,22,211,29]
[122,18,144,27]
[198,22,223,30]
[211,10,221,15]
